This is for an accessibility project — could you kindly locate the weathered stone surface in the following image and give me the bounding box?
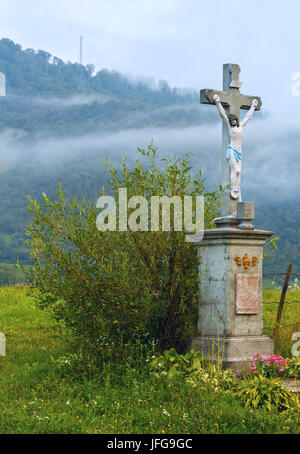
[0,333,6,356]
[191,335,274,369]
[189,227,275,368]
[281,380,300,394]
[237,201,255,230]
[194,228,274,337]
[236,273,259,315]
[237,201,255,221]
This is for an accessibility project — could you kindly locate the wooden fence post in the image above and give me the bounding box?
[273,264,293,339]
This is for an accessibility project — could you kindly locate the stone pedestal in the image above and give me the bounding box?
[0,333,6,356]
[189,228,274,368]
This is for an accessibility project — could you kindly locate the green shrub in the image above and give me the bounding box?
[150,348,238,392]
[283,357,300,379]
[150,348,204,380]
[23,145,222,359]
[236,374,298,411]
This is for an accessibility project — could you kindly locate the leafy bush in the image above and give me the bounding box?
[284,357,300,379]
[150,348,203,380]
[150,348,238,392]
[23,145,222,359]
[236,374,298,412]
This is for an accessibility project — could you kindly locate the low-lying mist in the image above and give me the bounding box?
[0,114,299,204]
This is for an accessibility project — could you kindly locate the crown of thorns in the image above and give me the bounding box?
[228,114,239,122]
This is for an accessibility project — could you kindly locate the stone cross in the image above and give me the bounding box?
[200,64,262,220]
[0,73,6,97]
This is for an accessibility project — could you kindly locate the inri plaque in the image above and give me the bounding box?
[236,273,259,315]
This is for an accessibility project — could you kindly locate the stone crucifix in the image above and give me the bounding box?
[200,64,261,221]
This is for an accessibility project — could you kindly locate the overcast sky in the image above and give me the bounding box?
[0,0,300,120]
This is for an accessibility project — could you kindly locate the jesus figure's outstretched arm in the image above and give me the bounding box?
[213,94,230,128]
[240,99,258,127]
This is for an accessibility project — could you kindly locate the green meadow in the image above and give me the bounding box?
[0,286,299,435]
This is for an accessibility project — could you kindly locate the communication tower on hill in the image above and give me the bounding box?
[77,36,86,91]
[0,72,6,97]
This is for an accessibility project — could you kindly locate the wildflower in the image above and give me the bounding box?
[162,409,171,417]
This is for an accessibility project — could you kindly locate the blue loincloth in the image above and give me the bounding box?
[226,145,242,162]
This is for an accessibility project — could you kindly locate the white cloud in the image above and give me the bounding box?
[0,0,299,204]
[33,93,113,108]
[0,115,299,203]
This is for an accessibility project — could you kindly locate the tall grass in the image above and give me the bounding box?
[0,286,299,434]
[263,285,300,357]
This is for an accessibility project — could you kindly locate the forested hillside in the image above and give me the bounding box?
[0,38,213,136]
[0,38,299,285]
[0,38,195,101]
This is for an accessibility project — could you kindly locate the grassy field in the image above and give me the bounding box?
[263,285,300,357]
[0,286,299,434]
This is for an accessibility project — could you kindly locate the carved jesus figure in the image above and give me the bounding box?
[213,94,258,201]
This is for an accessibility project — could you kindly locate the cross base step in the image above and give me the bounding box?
[190,335,274,370]
[214,201,255,230]
[214,215,240,229]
